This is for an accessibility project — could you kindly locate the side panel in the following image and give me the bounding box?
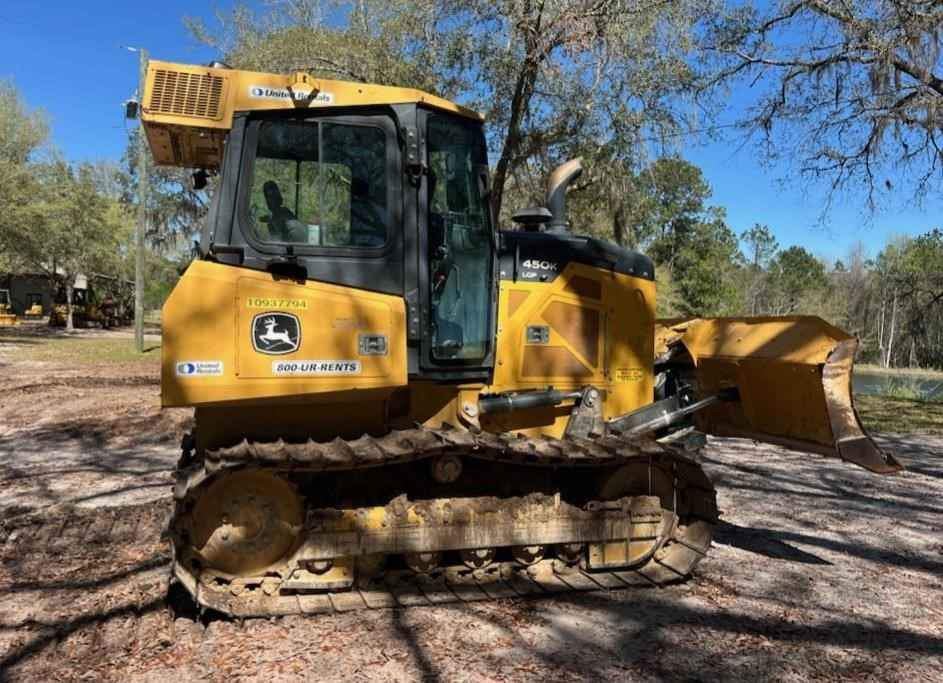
[162,260,407,407]
[487,262,655,438]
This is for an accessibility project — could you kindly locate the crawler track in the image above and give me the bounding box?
[172,428,719,617]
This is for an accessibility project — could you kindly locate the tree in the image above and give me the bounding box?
[186,3,445,93]
[11,161,127,331]
[671,210,743,316]
[0,80,48,262]
[119,130,210,250]
[628,157,714,261]
[741,223,778,269]
[829,241,875,350]
[740,223,779,314]
[765,246,829,314]
[0,79,47,165]
[702,1,943,209]
[188,0,713,222]
[452,0,709,221]
[887,229,943,367]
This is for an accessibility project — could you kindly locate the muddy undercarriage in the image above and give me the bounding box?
[170,428,717,617]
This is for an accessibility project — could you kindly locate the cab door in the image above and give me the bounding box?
[417,111,497,379]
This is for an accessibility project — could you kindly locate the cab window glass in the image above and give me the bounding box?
[247,120,387,248]
[427,115,493,362]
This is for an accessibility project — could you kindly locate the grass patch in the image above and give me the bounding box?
[856,364,943,378]
[7,336,160,364]
[856,395,943,434]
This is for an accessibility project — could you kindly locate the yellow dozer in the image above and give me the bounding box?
[142,60,900,617]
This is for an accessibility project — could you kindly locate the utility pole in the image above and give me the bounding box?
[134,48,148,353]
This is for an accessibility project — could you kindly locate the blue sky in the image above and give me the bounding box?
[1,0,939,262]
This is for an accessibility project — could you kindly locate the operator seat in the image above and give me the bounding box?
[262,181,301,242]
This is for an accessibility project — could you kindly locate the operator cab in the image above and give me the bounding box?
[201,104,496,380]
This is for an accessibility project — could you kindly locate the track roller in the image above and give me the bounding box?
[460,548,496,570]
[405,552,442,574]
[511,545,546,566]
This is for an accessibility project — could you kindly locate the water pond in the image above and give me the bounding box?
[853,370,943,401]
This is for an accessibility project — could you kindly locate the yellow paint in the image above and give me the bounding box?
[162,256,864,459]
[487,263,656,438]
[141,59,482,168]
[655,317,853,447]
[161,260,407,408]
[166,258,656,442]
[193,398,392,451]
[656,316,847,363]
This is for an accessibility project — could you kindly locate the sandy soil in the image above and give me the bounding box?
[0,326,941,681]
[0,324,187,515]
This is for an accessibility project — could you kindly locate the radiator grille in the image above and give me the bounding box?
[148,69,225,119]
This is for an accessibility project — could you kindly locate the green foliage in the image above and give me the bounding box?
[0,79,47,165]
[764,246,829,314]
[0,80,48,262]
[741,224,778,269]
[654,268,682,318]
[143,249,187,311]
[188,0,711,223]
[671,213,743,317]
[0,81,134,329]
[630,158,713,259]
[120,130,209,250]
[582,157,743,317]
[20,161,128,277]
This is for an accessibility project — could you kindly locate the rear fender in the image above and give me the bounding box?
[655,317,902,474]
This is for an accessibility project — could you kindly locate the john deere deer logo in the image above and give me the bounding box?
[251,312,301,355]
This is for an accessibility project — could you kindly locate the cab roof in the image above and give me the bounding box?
[141,59,483,168]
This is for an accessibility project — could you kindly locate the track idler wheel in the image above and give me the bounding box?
[596,453,717,581]
[187,469,304,577]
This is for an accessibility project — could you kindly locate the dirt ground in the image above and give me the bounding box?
[0,323,941,682]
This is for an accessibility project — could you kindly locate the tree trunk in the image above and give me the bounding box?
[490,56,540,222]
[750,272,761,315]
[884,289,898,368]
[65,280,74,333]
[877,294,886,365]
[612,203,626,247]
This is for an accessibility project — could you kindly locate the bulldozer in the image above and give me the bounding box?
[141,60,901,617]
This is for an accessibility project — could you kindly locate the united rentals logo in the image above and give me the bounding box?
[247,85,334,104]
[251,312,301,355]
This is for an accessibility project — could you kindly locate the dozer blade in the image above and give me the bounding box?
[656,317,902,474]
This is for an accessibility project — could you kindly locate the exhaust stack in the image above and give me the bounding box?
[545,158,583,233]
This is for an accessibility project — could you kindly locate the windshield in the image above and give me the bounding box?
[427,115,493,362]
[247,120,388,248]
